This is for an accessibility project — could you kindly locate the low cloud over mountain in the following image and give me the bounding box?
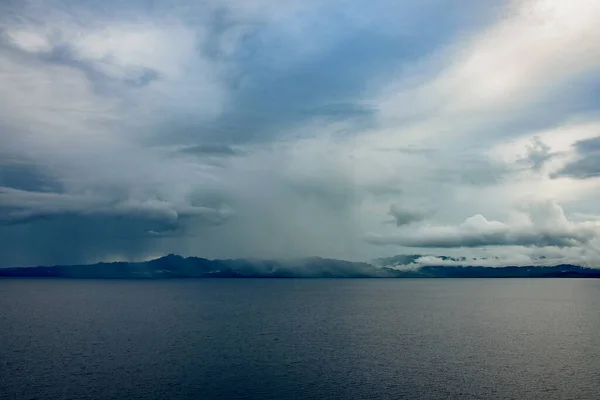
[1,254,599,279]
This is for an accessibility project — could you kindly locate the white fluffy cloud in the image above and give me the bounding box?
[368,201,599,249]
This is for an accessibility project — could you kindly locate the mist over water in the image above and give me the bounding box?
[2,279,600,400]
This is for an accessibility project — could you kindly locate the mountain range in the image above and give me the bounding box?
[1,254,599,278]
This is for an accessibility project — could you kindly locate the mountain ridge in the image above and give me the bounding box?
[1,254,599,278]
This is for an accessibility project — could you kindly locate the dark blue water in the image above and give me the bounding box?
[1,279,599,399]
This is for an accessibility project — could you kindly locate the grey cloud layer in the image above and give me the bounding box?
[1,0,600,267]
[368,224,595,248]
[553,136,600,179]
[0,187,231,227]
[388,204,428,226]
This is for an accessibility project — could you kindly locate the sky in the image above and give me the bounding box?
[1,0,600,268]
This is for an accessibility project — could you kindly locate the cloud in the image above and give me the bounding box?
[374,0,600,149]
[0,156,62,192]
[522,136,554,172]
[388,204,428,226]
[179,144,239,157]
[1,0,600,268]
[552,136,600,179]
[374,242,600,268]
[554,156,600,180]
[0,187,232,227]
[368,201,599,248]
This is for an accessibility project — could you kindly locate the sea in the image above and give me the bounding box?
[1,278,599,399]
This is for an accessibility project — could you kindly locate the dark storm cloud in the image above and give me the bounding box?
[0,186,233,267]
[0,216,162,267]
[0,157,63,193]
[552,136,600,179]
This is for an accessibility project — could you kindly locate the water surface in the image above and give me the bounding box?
[1,279,599,399]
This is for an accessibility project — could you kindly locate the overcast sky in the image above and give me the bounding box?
[1,0,600,268]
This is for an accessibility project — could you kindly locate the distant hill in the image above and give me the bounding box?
[0,254,397,279]
[1,254,599,278]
